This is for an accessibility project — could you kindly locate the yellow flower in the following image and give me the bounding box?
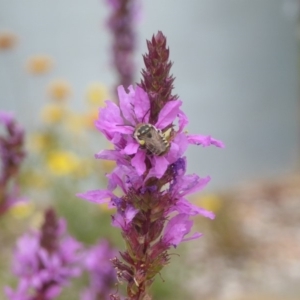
[193,193,223,213]
[0,31,17,50]
[46,150,81,176]
[26,55,54,74]
[47,79,71,101]
[86,83,109,106]
[9,202,34,219]
[41,104,65,124]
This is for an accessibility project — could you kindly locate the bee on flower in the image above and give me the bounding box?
[95,85,224,178]
[78,31,224,300]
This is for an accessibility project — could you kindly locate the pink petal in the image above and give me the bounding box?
[163,214,193,247]
[123,142,139,155]
[131,150,146,175]
[182,232,203,242]
[210,137,225,148]
[76,190,113,204]
[111,213,124,228]
[187,134,225,148]
[165,142,180,164]
[124,206,139,223]
[180,175,211,197]
[111,125,134,134]
[107,168,127,193]
[152,156,169,178]
[165,133,188,164]
[133,86,150,122]
[95,101,124,136]
[155,100,182,129]
[175,198,215,219]
[95,150,127,165]
[118,85,136,125]
[178,109,189,133]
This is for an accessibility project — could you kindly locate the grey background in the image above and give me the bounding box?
[0,0,299,190]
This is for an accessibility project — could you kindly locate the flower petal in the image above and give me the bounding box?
[151,156,169,178]
[181,175,211,197]
[187,134,225,148]
[174,198,215,219]
[112,206,138,229]
[76,190,113,204]
[95,150,128,165]
[182,232,203,243]
[171,174,211,197]
[163,214,194,247]
[107,168,127,193]
[118,85,136,125]
[178,109,188,133]
[165,142,180,164]
[155,100,182,129]
[124,206,139,223]
[133,86,150,122]
[166,133,188,163]
[131,150,146,175]
[95,100,125,139]
[123,142,139,155]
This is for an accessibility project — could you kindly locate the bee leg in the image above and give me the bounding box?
[163,128,172,140]
[138,139,145,146]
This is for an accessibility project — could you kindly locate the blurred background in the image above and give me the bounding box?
[0,0,300,300]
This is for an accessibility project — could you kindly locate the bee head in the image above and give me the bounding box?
[134,124,153,145]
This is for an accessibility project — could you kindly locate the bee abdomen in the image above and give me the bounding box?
[146,137,170,156]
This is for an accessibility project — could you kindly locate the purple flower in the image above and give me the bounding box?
[78,32,223,300]
[105,0,140,91]
[5,209,81,300]
[0,111,26,216]
[81,240,118,300]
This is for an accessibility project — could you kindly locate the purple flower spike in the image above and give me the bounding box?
[105,0,140,92]
[5,209,82,300]
[0,111,26,216]
[78,31,224,300]
[81,240,118,300]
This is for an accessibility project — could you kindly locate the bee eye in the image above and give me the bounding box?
[147,133,152,138]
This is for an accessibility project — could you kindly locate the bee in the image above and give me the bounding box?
[133,123,171,156]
